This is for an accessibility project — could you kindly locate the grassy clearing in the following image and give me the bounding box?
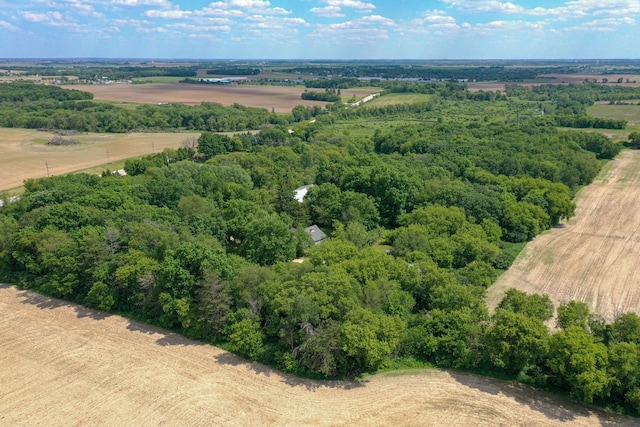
[588,103,640,125]
[316,118,435,139]
[369,93,432,106]
[586,103,640,141]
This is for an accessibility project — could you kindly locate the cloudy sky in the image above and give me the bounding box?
[0,0,638,59]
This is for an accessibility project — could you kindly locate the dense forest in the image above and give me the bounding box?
[1,78,640,415]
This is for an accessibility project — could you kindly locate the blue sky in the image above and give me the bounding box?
[0,0,638,59]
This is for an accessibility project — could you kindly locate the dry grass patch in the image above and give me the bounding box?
[0,128,190,191]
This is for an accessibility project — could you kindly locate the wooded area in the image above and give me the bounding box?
[1,78,640,414]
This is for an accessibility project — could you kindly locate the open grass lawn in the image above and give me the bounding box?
[368,93,432,106]
[588,102,640,126]
[315,118,436,140]
[583,103,640,142]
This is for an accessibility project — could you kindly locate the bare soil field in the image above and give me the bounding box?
[75,83,375,113]
[469,74,640,93]
[487,149,640,321]
[0,128,189,191]
[0,284,634,426]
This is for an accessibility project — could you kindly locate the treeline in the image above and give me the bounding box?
[301,89,341,102]
[206,68,260,76]
[8,66,197,80]
[0,82,297,132]
[553,115,627,130]
[507,83,640,111]
[284,65,582,82]
[0,81,93,102]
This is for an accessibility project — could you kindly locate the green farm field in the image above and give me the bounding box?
[368,93,432,106]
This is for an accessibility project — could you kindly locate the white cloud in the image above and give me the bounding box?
[441,0,524,14]
[0,20,19,31]
[136,25,167,32]
[311,0,375,18]
[168,22,231,32]
[311,6,345,18]
[311,14,396,44]
[324,0,376,10]
[220,0,271,7]
[195,7,244,18]
[204,0,290,15]
[21,10,63,23]
[145,9,190,18]
[110,0,173,7]
[567,16,635,31]
[416,10,456,24]
[441,0,640,21]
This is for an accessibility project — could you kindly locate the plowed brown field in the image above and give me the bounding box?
[0,284,634,426]
[78,83,375,113]
[487,149,640,321]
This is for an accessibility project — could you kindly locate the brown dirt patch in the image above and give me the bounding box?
[0,128,189,191]
[0,284,634,426]
[75,83,374,113]
[487,150,640,321]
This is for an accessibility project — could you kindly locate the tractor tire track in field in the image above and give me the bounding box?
[0,284,634,426]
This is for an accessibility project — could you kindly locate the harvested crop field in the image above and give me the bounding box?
[0,128,189,191]
[0,284,634,426]
[468,74,640,93]
[75,83,375,113]
[487,149,640,321]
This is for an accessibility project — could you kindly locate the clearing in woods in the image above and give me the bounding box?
[487,149,640,321]
[0,284,634,426]
[0,128,189,192]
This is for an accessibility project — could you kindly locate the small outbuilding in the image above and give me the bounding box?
[293,184,314,203]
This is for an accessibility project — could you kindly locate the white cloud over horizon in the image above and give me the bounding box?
[0,0,637,58]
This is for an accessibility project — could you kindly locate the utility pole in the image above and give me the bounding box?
[106,150,110,165]
[152,141,155,153]
[45,161,49,177]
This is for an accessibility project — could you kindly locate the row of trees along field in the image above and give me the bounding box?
[0,79,639,414]
[1,80,638,134]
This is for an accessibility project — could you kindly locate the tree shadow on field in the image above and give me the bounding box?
[214,351,366,392]
[123,320,203,348]
[12,285,111,321]
[448,370,632,425]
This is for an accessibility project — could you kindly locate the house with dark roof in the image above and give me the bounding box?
[304,225,328,245]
